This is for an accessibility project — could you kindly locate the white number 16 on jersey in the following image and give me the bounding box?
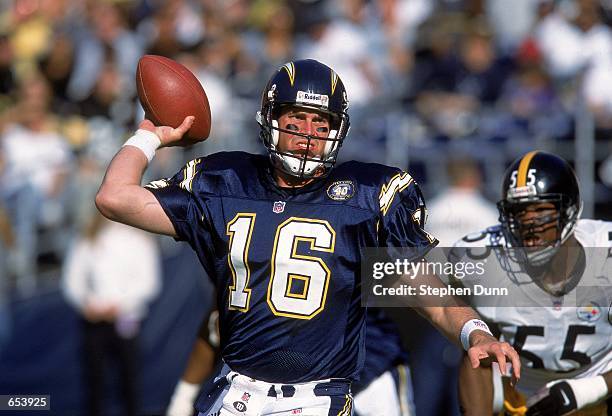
[226,214,336,320]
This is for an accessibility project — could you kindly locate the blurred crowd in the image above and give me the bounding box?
[0,0,611,295]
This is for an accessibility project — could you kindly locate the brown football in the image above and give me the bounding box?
[136,55,211,143]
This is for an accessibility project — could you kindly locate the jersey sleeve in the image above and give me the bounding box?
[377,170,438,258]
[144,158,210,243]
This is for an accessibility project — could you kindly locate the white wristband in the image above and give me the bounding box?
[460,319,493,351]
[548,376,608,410]
[166,380,200,416]
[122,129,161,163]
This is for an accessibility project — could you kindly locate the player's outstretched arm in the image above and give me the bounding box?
[406,271,521,383]
[526,370,611,416]
[459,353,494,416]
[418,302,520,383]
[96,117,194,236]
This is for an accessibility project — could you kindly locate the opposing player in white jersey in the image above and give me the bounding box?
[453,151,611,416]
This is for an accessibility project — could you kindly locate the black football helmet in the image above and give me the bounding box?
[497,151,582,265]
[256,59,350,178]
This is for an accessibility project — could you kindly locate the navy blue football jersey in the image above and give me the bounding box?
[146,151,435,383]
[353,308,409,393]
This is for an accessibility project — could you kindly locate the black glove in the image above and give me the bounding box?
[526,381,577,416]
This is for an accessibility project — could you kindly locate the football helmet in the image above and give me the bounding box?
[256,59,350,178]
[497,151,582,266]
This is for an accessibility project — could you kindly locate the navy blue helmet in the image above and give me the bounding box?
[256,59,350,178]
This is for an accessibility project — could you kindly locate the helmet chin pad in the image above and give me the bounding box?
[272,152,322,177]
[523,244,560,266]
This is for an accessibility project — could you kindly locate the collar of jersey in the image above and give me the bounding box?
[525,242,586,296]
[259,162,327,198]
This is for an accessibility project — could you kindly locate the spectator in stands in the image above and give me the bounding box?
[486,0,541,52]
[0,151,15,271]
[497,40,570,140]
[0,34,15,101]
[77,50,136,131]
[0,196,13,358]
[245,1,297,92]
[67,1,143,103]
[0,72,73,291]
[532,0,585,79]
[187,45,243,153]
[412,18,514,139]
[61,207,161,416]
[37,30,76,116]
[427,156,499,245]
[251,2,296,69]
[375,0,433,46]
[137,0,204,58]
[296,1,381,111]
[577,0,612,129]
[0,146,14,256]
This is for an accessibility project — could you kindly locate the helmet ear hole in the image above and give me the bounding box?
[271,105,283,121]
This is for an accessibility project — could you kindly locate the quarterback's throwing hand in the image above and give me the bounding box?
[139,116,195,147]
[467,332,521,383]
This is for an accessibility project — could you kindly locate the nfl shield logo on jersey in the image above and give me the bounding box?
[273,201,286,213]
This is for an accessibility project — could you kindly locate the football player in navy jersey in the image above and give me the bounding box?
[166,308,415,416]
[96,59,520,415]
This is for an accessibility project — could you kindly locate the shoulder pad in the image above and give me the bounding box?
[574,219,612,247]
[455,225,505,248]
